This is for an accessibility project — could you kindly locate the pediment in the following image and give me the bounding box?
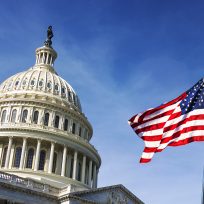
[68,184,144,204]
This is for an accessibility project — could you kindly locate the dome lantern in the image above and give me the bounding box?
[35,26,57,72]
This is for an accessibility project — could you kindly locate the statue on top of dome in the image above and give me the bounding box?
[44,26,54,47]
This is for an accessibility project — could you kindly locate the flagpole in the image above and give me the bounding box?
[202,167,204,204]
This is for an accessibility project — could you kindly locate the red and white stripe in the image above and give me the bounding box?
[129,92,204,163]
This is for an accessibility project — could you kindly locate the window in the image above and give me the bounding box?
[79,127,82,137]
[52,152,57,173]
[73,95,76,106]
[72,123,76,134]
[54,115,60,128]
[1,110,7,123]
[68,92,72,102]
[64,119,68,131]
[78,162,82,181]
[26,148,34,168]
[33,111,39,124]
[15,81,19,86]
[39,80,43,87]
[21,109,28,123]
[38,150,46,170]
[44,113,49,126]
[1,146,7,167]
[30,79,35,86]
[13,147,22,168]
[47,81,52,89]
[11,109,17,123]
[61,87,65,94]
[47,54,51,64]
[70,158,74,178]
[40,53,43,63]
[85,165,89,184]
[55,84,59,91]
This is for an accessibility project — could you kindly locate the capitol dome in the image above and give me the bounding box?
[0,46,82,112]
[0,28,101,190]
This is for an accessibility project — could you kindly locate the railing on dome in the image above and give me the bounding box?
[0,171,60,196]
[0,122,98,153]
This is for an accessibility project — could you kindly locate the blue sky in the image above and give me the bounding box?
[0,0,204,203]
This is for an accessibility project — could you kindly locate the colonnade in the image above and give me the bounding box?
[0,105,90,141]
[0,137,98,188]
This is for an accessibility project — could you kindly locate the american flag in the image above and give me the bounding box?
[128,78,204,163]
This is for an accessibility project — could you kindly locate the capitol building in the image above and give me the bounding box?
[0,28,144,204]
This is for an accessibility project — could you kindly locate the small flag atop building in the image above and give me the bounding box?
[128,78,204,163]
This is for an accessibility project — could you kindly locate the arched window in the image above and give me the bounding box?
[26,148,34,168]
[1,146,7,167]
[54,115,60,128]
[11,109,17,123]
[30,79,35,86]
[1,110,7,123]
[21,109,28,123]
[13,147,22,168]
[38,150,46,170]
[44,113,49,126]
[47,82,52,89]
[33,111,39,124]
[68,92,72,102]
[52,152,57,173]
[79,127,82,137]
[64,119,68,131]
[72,123,76,134]
[39,80,43,87]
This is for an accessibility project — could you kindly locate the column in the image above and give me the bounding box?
[0,144,3,161]
[72,151,78,180]
[81,155,86,183]
[19,138,27,170]
[61,146,67,176]
[39,109,45,125]
[17,106,23,122]
[60,117,65,130]
[34,139,41,171]
[93,164,97,188]
[88,160,93,187]
[48,142,55,173]
[8,144,15,169]
[7,107,12,123]
[68,119,73,133]
[28,107,34,123]
[76,123,80,135]
[5,137,13,168]
[49,111,55,127]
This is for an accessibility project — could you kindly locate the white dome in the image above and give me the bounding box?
[0,46,82,112]
[0,67,82,111]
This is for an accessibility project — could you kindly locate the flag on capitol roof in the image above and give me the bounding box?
[128,78,204,163]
